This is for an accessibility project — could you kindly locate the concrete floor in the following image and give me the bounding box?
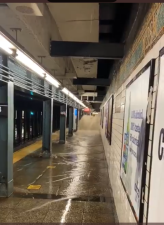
[0,120,118,223]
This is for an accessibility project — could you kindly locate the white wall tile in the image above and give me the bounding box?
[146,170,150,187]
[154,57,159,75]
[153,74,158,92]
[144,201,148,217]
[148,140,152,156]
[143,215,147,223]
[152,92,156,109]
[112,123,123,134]
[113,118,124,127]
[149,125,153,140]
[144,186,149,202]
[151,108,155,124]
[147,156,151,172]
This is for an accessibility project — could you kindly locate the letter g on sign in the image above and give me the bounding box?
[158,128,164,160]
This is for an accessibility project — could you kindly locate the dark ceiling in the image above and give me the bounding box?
[95,3,151,97]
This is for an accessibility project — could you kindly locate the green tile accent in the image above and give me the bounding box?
[157,4,164,33]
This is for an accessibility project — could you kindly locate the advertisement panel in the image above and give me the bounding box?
[120,65,152,221]
[148,53,164,222]
[105,102,108,137]
[107,95,114,145]
[102,107,104,129]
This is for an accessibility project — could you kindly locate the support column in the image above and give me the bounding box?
[68,107,73,137]
[76,109,79,131]
[0,81,14,197]
[59,104,66,144]
[73,108,79,132]
[42,99,53,153]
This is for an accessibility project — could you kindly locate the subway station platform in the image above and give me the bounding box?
[0,116,118,223]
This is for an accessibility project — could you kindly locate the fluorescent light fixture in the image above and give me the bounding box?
[0,34,14,54]
[62,87,69,95]
[45,74,60,88]
[0,31,87,106]
[16,50,60,87]
[0,32,60,88]
[16,50,44,77]
[62,87,87,108]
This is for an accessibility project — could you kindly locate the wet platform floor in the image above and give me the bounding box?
[0,130,118,223]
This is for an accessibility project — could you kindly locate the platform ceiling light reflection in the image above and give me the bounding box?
[60,199,72,223]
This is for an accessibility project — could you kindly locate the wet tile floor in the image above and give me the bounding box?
[0,130,118,223]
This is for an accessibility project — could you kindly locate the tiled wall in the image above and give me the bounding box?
[100,32,164,223]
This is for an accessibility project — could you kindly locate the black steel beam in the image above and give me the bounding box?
[73,78,110,87]
[99,20,114,25]
[50,41,124,59]
[88,96,104,101]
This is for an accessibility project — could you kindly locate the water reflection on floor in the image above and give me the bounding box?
[0,130,118,223]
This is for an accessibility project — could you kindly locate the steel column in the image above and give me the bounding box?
[68,107,73,137]
[42,99,53,153]
[73,108,78,132]
[0,81,14,197]
[76,109,79,131]
[59,104,66,144]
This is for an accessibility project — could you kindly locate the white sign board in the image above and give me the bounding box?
[121,67,150,220]
[148,55,164,222]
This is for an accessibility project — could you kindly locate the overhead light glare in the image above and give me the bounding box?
[62,87,86,108]
[16,50,44,77]
[45,74,60,88]
[0,34,14,54]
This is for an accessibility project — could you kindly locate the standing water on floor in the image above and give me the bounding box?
[0,114,118,223]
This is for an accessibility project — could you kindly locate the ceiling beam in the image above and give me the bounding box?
[99,20,114,25]
[88,96,104,101]
[54,73,76,79]
[82,92,98,97]
[73,78,110,87]
[50,41,124,59]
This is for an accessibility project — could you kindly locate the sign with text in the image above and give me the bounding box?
[120,66,151,220]
[148,54,164,222]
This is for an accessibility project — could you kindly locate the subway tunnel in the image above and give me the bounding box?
[0,2,163,224]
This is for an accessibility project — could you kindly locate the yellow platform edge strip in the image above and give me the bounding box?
[13,133,59,164]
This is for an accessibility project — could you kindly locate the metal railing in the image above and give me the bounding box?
[0,63,81,109]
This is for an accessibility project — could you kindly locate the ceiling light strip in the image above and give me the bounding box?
[0,32,86,108]
[62,87,87,108]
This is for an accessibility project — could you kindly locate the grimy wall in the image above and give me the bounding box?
[100,3,164,223]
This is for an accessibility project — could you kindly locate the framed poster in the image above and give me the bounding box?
[148,49,164,222]
[120,59,155,222]
[105,102,108,137]
[107,95,114,145]
[100,109,102,125]
[102,107,104,129]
